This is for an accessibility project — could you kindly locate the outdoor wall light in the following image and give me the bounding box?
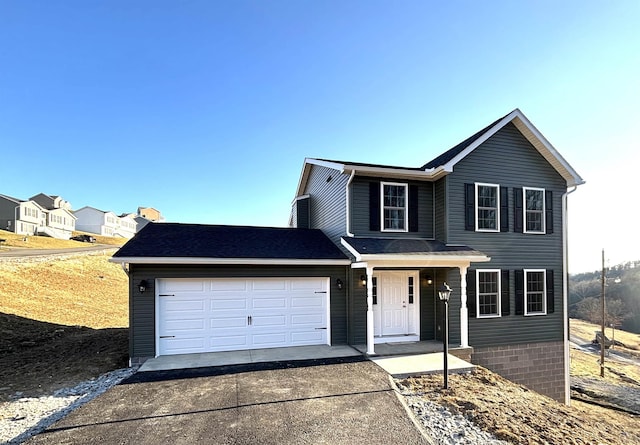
[425,276,433,285]
[336,278,343,290]
[138,280,148,293]
[360,275,367,286]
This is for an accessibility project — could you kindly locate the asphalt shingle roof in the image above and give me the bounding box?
[341,237,486,257]
[114,223,349,260]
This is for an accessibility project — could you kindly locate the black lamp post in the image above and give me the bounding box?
[438,282,452,389]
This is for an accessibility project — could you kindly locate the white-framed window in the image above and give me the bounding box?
[475,183,499,232]
[381,182,408,232]
[524,187,545,233]
[476,269,501,318]
[524,269,546,315]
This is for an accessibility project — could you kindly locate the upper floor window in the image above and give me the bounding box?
[476,269,501,318]
[525,269,546,315]
[475,183,499,232]
[524,187,545,233]
[381,182,407,232]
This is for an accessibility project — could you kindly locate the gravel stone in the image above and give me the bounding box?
[0,367,137,445]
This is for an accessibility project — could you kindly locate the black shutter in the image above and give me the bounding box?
[464,183,475,231]
[501,270,510,316]
[409,184,419,232]
[466,269,476,317]
[515,269,524,315]
[546,269,555,314]
[500,186,509,232]
[513,187,523,233]
[545,191,554,234]
[369,182,380,231]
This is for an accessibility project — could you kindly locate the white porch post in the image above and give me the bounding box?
[366,266,375,355]
[459,266,469,348]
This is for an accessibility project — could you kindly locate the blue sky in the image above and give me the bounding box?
[1,1,638,272]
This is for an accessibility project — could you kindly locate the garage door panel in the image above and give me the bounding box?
[291,314,323,326]
[291,296,324,308]
[291,331,324,343]
[158,277,328,356]
[252,315,287,327]
[252,280,287,291]
[211,316,246,329]
[252,297,286,309]
[211,297,247,310]
[252,332,287,346]
[161,280,206,293]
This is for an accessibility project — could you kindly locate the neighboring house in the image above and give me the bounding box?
[0,194,46,235]
[74,206,138,239]
[137,206,164,222]
[30,193,76,239]
[30,193,72,211]
[111,109,583,403]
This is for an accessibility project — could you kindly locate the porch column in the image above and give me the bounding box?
[459,266,469,348]
[366,266,375,355]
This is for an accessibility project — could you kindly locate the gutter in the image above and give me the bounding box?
[562,185,578,405]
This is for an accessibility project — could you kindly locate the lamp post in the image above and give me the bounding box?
[438,282,452,389]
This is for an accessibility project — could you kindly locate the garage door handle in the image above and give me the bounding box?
[248,316,252,325]
[159,335,175,338]
[315,327,327,330]
[315,291,327,294]
[159,294,175,297]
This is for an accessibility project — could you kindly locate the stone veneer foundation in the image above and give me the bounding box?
[471,341,565,402]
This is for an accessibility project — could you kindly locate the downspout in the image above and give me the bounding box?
[562,185,578,405]
[345,170,356,237]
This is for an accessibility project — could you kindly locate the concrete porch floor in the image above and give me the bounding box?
[137,341,475,377]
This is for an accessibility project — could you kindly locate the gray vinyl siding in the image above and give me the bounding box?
[446,122,566,347]
[303,165,348,247]
[129,264,349,360]
[419,269,437,340]
[350,177,434,238]
[348,268,368,344]
[434,178,447,241]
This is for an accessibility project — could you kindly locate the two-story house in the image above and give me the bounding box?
[112,109,583,403]
[0,194,47,235]
[74,206,138,239]
[30,193,76,239]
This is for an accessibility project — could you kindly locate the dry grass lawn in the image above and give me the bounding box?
[0,251,128,328]
[571,348,640,384]
[0,229,128,249]
[571,317,640,351]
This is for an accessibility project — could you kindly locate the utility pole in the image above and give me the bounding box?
[600,248,606,378]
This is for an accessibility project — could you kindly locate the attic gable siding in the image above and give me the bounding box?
[446,122,566,347]
[350,176,434,238]
[303,165,348,247]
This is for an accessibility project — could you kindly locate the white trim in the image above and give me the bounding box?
[523,187,546,234]
[380,181,409,232]
[524,269,547,316]
[459,266,469,348]
[475,182,500,232]
[110,257,351,265]
[562,186,578,405]
[476,269,502,318]
[353,254,490,266]
[154,279,160,358]
[325,277,332,346]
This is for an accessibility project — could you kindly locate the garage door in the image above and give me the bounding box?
[157,277,329,355]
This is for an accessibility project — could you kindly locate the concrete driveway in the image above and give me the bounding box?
[26,358,430,444]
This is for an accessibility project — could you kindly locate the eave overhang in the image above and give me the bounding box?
[109,257,352,266]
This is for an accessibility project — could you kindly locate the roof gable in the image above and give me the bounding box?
[422,109,584,187]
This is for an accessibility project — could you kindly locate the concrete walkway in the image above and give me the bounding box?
[138,343,475,379]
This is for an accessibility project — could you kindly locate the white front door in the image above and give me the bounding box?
[373,271,420,339]
[380,272,407,335]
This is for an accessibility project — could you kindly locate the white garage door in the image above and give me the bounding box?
[157,277,329,355]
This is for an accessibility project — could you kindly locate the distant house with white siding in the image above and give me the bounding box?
[74,206,137,239]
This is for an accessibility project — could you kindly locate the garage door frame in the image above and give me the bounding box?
[154,277,332,357]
